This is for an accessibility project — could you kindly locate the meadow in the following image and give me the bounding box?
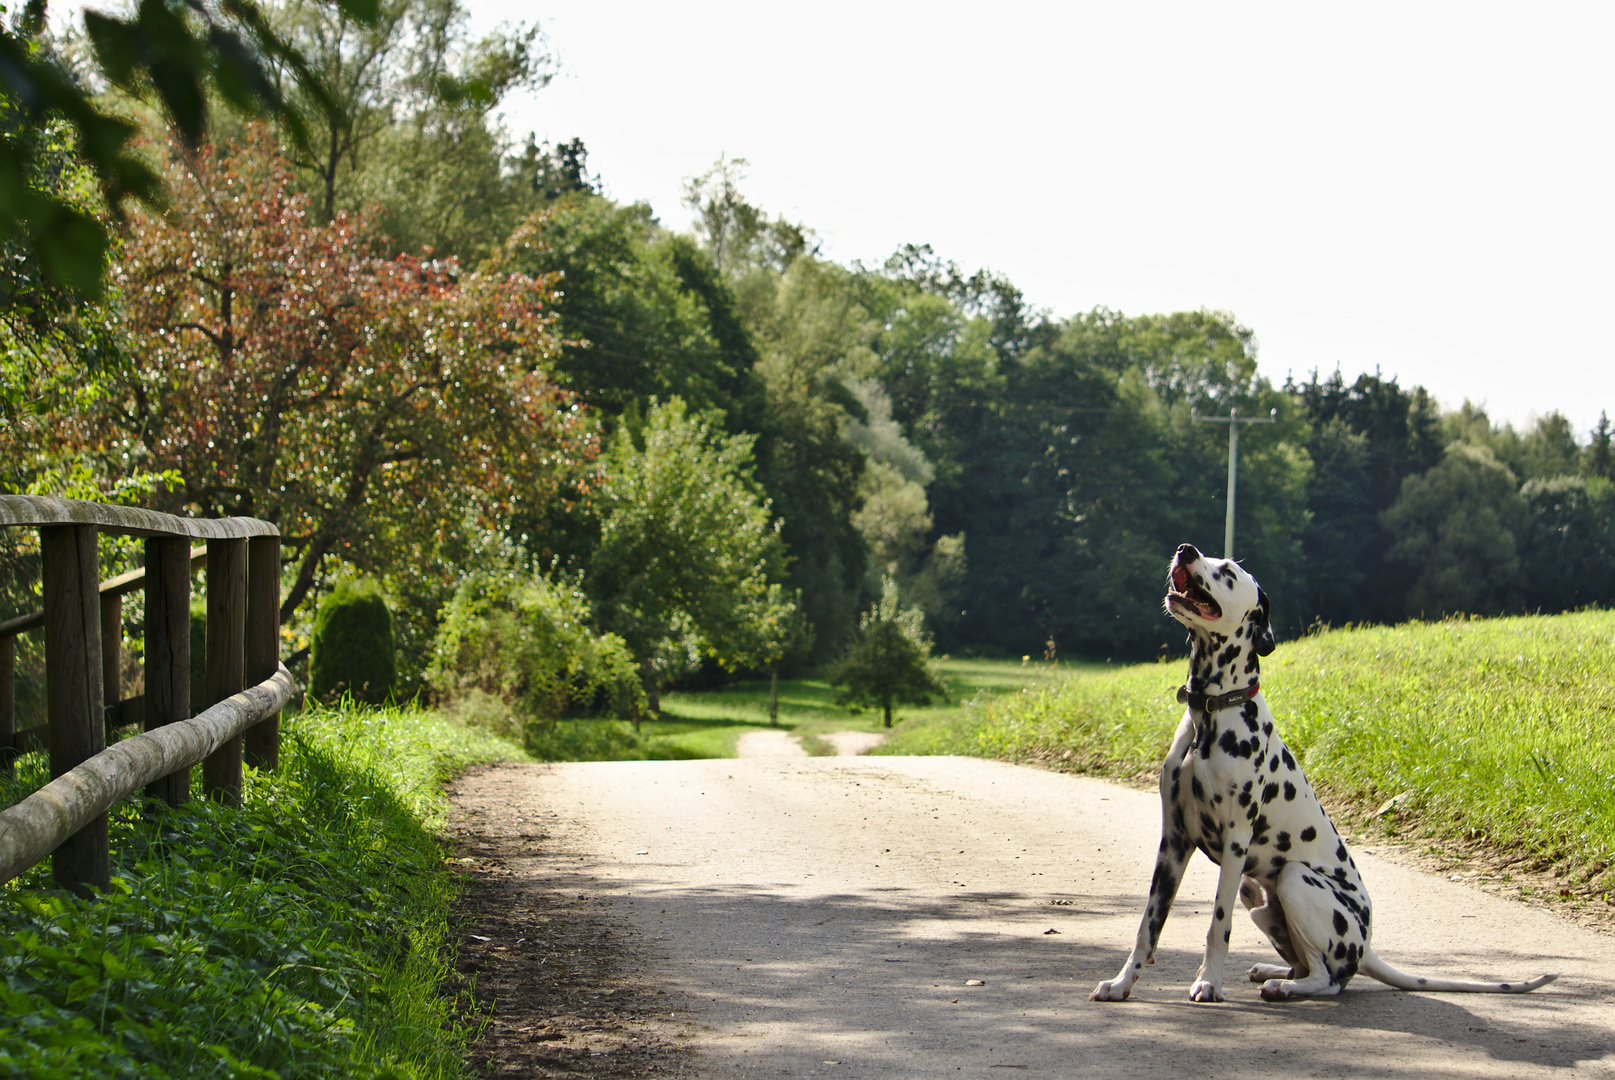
[652,657,1074,757]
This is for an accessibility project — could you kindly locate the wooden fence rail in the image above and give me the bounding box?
[0,496,289,895]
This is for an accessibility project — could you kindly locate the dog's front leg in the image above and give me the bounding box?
[1092,726,1194,1002]
[1188,823,1254,1003]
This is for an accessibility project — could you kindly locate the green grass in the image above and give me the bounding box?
[0,701,528,1079]
[876,611,1615,896]
[655,658,1073,755]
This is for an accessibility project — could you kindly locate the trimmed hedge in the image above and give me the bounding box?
[310,580,397,705]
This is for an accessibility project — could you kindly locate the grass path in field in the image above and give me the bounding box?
[654,658,1076,757]
[875,611,1615,900]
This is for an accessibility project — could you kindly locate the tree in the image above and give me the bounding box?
[1381,443,1527,618]
[12,128,595,622]
[681,155,815,276]
[498,195,765,428]
[1584,412,1613,481]
[267,0,550,258]
[584,398,791,714]
[828,578,947,728]
[1518,476,1615,612]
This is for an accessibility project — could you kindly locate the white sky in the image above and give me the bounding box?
[470,0,1615,437]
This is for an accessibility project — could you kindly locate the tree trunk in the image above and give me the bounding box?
[768,667,779,726]
[638,657,660,730]
[883,696,893,728]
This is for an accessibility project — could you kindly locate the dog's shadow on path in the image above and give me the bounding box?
[1139,946,1605,1072]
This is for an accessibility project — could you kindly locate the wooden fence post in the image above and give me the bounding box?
[203,538,246,805]
[244,535,280,771]
[144,537,192,805]
[1,634,13,773]
[42,524,109,895]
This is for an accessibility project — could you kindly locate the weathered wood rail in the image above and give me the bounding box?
[0,496,294,894]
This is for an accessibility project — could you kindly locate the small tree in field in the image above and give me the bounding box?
[828,579,947,728]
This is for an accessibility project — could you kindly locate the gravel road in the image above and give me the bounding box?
[449,755,1615,1079]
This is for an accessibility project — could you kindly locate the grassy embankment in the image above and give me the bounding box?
[0,704,530,1079]
[875,611,1615,902]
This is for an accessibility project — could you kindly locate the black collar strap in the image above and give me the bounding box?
[1177,681,1259,713]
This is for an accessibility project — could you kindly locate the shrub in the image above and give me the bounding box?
[827,577,948,727]
[428,567,645,747]
[309,579,397,705]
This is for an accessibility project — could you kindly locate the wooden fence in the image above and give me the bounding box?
[0,496,296,895]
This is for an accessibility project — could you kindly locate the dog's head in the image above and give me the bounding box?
[1165,543,1274,656]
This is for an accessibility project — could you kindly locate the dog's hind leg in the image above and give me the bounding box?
[1253,863,1353,1001]
[1240,877,1301,982]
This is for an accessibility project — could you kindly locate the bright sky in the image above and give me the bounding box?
[469,0,1615,437]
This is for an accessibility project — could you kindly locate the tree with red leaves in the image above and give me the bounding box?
[70,128,596,620]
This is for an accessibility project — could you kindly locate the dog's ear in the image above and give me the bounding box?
[1254,587,1276,657]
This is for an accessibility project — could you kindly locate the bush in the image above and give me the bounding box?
[309,580,397,705]
[428,568,646,747]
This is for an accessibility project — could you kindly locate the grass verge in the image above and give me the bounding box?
[0,702,527,1079]
[876,612,1615,900]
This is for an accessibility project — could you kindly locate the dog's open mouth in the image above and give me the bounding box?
[1168,564,1222,620]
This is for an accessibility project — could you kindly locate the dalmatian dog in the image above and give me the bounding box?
[1091,543,1560,1003]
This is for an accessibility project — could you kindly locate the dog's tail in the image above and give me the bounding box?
[1360,947,1559,993]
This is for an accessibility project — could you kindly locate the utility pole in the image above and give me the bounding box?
[1192,406,1277,559]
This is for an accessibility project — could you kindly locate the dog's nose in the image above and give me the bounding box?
[1176,543,1201,563]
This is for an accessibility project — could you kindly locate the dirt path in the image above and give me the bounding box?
[447,757,1615,1079]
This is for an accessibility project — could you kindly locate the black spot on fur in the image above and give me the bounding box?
[1191,776,1205,800]
[1300,826,1316,842]
[1283,782,1298,801]
[1270,855,1287,871]
[1335,843,1348,862]
[1215,906,1225,921]
[1275,831,1291,852]
[1242,855,1257,873]
[1281,749,1297,770]
[1333,911,1348,936]
[1269,755,1280,772]
[1221,730,1243,757]
[1262,782,1280,804]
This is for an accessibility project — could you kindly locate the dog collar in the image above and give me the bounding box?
[1177,681,1259,713]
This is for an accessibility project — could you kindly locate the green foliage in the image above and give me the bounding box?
[1518,475,1615,611]
[586,398,792,702]
[0,0,375,296]
[500,196,765,428]
[0,700,524,1078]
[826,578,948,727]
[1382,442,1527,617]
[428,564,644,742]
[310,579,397,704]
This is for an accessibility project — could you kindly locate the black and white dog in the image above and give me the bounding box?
[1091,543,1560,1002]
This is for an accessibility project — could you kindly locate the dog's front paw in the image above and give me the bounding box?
[1090,979,1133,1002]
[1246,963,1292,983]
[1189,978,1224,1003]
